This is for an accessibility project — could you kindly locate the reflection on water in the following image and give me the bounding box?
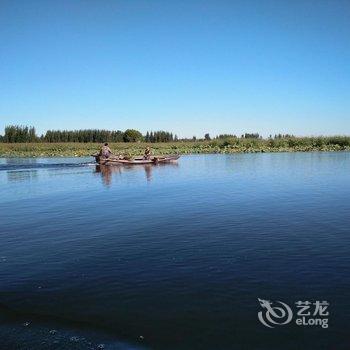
[4,158,38,183]
[1,157,180,187]
[95,163,179,186]
[4,157,38,166]
[7,170,38,182]
[95,165,122,186]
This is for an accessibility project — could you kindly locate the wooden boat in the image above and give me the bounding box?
[93,154,180,165]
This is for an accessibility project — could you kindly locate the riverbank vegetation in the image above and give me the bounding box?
[1,125,349,157]
[1,137,349,157]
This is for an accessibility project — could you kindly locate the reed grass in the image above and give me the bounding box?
[0,137,349,157]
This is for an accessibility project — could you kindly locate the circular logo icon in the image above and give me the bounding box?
[258,298,293,328]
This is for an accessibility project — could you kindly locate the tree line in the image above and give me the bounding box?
[145,131,176,143]
[1,126,349,148]
[0,125,180,143]
[1,125,38,143]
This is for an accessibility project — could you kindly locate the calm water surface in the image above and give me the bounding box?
[0,153,349,349]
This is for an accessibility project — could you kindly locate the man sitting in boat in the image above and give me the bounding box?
[144,146,151,160]
[100,143,112,158]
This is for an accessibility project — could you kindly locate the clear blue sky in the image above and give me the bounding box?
[1,0,349,138]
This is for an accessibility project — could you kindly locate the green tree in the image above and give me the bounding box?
[3,125,38,142]
[123,129,143,142]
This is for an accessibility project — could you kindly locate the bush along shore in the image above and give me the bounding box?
[1,137,350,157]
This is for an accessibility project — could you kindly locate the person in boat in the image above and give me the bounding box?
[144,146,151,160]
[100,143,112,158]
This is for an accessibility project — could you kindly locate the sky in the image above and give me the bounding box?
[0,0,349,138]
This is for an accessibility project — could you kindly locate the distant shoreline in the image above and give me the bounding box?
[1,140,349,157]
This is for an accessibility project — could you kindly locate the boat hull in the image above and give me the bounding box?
[93,155,180,165]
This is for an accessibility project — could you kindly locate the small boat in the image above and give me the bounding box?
[93,154,180,165]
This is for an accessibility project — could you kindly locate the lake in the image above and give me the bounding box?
[0,153,349,349]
